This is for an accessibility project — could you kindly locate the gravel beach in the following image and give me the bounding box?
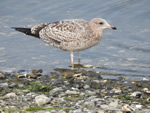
[0,69,150,113]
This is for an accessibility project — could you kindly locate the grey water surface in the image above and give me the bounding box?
[0,0,150,80]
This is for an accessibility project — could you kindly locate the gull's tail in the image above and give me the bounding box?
[11,27,39,38]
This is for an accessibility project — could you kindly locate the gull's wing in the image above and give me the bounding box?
[39,19,88,44]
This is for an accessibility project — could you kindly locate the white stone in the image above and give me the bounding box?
[131,91,142,97]
[35,95,50,106]
[143,88,149,92]
[97,110,105,113]
[109,99,119,108]
[26,92,37,98]
[100,104,109,109]
[0,82,8,88]
[84,84,90,89]
[65,90,80,95]
[5,92,16,98]
[142,77,149,81]
[111,88,122,93]
[136,104,142,109]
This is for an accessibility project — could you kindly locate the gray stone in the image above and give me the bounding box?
[84,84,90,89]
[18,84,24,88]
[35,111,51,113]
[85,90,96,95]
[58,110,66,113]
[51,87,63,94]
[9,83,17,88]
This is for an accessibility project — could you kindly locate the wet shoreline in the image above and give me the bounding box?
[0,69,150,113]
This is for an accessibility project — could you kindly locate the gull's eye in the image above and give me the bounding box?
[99,22,104,25]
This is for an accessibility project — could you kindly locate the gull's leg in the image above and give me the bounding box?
[77,51,80,64]
[70,51,74,69]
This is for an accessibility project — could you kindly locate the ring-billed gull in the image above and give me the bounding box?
[12,18,116,69]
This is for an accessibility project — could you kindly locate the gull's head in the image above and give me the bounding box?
[89,18,117,30]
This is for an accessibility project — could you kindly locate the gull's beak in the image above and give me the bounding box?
[108,25,117,30]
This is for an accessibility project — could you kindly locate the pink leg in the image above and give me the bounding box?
[70,51,74,69]
[77,51,80,64]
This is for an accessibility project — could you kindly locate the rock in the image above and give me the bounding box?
[135,104,142,109]
[131,91,143,98]
[65,90,80,95]
[16,74,26,78]
[90,81,101,89]
[22,89,30,93]
[116,111,123,113]
[0,82,8,88]
[27,73,41,79]
[51,87,63,94]
[100,104,109,109]
[32,69,43,74]
[109,99,119,108]
[18,84,24,88]
[35,111,50,113]
[142,77,149,81]
[97,110,105,113]
[5,92,16,98]
[85,90,96,95]
[146,97,150,102]
[122,104,135,112]
[84,84,90,89]
[82,64,95,68]
[111,88,122,93]
[73,73,86,79]
[58,110,66,113]
[35,95,50,106]
[9,83,17,88]
[26,92,37,98]
[50,110,57,113]
[0,72,6,79]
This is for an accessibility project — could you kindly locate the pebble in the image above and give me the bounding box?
[131,91,143,98]
[65,90,80,95]
[84,84,90,89]
[0,72,5,79]
[9,83,17,88]
[0,82,8,88]
[97,110,105,113]
[109,99,119,108]
[85,90,96,95]
[18,84,24,88]
[5,92,16,98]
[122,104,135,112]
[0,69,150,113]
[100,104,109,109]
[35,95,50,106]
[135,104,142,109]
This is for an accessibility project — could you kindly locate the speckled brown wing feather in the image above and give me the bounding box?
[39,19,88,46]
[31,23,51,37]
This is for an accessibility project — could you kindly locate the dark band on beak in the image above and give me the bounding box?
[112,26,117,30]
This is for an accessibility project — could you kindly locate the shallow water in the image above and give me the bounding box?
[0,0,150,80]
